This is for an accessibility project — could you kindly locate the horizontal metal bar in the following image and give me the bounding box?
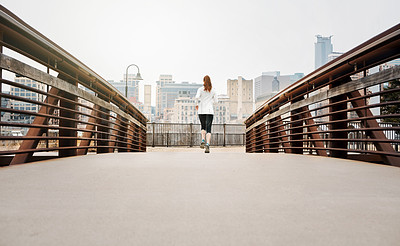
[0,54,146,130]
[0,121,147,143]
[247,127,400,145]
[247,66,400,131]
[260,87,400,128]
[0,6,147,123]
[248,23,400,124]
[0,106,138,138]
[0,79,116,119]
[0,145,145,156]
[246,145,400,158]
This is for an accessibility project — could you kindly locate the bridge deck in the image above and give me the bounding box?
[1,149,400,245]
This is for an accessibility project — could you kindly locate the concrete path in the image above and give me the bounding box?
[1,151,400,245]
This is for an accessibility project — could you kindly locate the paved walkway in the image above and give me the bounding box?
[1,150,400,245]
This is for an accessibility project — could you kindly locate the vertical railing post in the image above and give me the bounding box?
[329,77,349,159]
[57,75,78,157]
[291,97,305,154]
[269,117,280,153]
[126,122,133,152]
[260,123,269,152]
[118,117,128,152]
[140,123,147,152]
[152,122,155,147]
[0,31,3,138]
[190,123,193,147]
[96,106,111,153]
[254,124,264,153]
[223,123,226,147]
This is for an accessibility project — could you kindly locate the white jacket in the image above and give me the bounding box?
[195,87,218,115]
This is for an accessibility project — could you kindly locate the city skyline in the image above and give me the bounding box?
[1,0,399,106]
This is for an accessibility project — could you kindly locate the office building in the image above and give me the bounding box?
[143,84,153,121]
[315,35,333,69]
[254,72,304,108]
[327,52,344,62]
[156,75,174,119]
[172,94,229,124]
[10,76,46,125]
[214,94,230,124]
[172,97,198,124]
[156,75,202,121]
[156,74,173,119]
[1,91,11,122]
[108,74,141,103]
[227,76,253,123]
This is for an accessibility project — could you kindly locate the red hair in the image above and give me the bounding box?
[203,75,212,92]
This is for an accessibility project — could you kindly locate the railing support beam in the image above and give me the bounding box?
[348,90,400,166]
[10,87,60,164]
[58,75,78,157]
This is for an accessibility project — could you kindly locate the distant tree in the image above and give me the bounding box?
[381,79,400,134]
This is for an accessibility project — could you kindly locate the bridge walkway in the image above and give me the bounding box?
[1,148,400,245]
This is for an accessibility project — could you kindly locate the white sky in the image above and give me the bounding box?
[2,0,400,105]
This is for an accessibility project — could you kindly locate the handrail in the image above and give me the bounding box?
[0,5,146,124]
[247,23,400,126]
[0,5,147,165]
[245,23,400,167]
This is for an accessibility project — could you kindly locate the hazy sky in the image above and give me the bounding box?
[2,0,400,104]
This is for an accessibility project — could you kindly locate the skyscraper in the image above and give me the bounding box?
[143,84,152,121]
[156,75,174,119]
[227,76,253,123]
[315,35,333,69]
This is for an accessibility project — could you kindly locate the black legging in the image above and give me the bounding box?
[199,114,213,133]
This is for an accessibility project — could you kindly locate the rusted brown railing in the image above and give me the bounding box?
[245,23,400,166]
[0,5,147,165]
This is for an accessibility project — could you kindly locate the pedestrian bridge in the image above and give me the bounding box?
[1,5,400,245]
[1,147,400,245]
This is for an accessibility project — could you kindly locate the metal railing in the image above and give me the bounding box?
[147,123,245,147]
[0,5,147,165]
[245,23,400,167]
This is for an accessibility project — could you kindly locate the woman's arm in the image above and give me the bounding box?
[195,88,201,111]
[213,90,218,104]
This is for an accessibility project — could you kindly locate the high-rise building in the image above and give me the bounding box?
[143,84,152,121]
[227,76,253,123]
[254,72,304,108]
[10,76,46,125]
[327,52,344,62]
[108,74,141,103]
[156,75,174,119]
[155,75,202,121]
[214,94,230,124]
[315,35,333,69]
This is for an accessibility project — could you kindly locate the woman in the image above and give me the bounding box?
[195,75,218,153]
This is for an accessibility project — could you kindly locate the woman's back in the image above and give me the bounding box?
[195,87,218,115]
